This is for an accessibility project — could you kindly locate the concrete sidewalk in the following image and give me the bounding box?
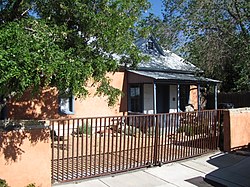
[54,151,250,187]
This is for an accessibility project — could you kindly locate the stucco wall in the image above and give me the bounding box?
[189,85,198,110]
[0,128,51,187]
[223,108,250,151]
[7,88,60,120]
[72,72,127,118]
[7,72,127,119]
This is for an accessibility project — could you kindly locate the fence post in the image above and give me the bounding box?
[153,115,160,166]
[222,110,230,152]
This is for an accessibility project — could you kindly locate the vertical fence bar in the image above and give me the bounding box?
[153,115,158,165]
[122,116,127,170]
[166,114,171,162]
[89,118,93,176]
[176,113,181,160]
[61,120,65,180]
[174,113,178,161]
[94,118,98,175]
[141,116,145,166]
[107,118,111,172]
[76,119,79,178]
[133,116,137,168]
[85,118,89,177]
[80,119,84,177]
[51,121,54,182]
[137,116,141,167]
[103,117,107,174]
[126,116,131,169]
[129,116,134,168]
[147,116,151,164]
[66,120,70,180]
[110,117,114,172]
[56,121,60,181]
[163,114,168,162]
[144,116,150,165]
[71,120,75,179]
[168,114,172,161]
[98,118,102,175]
[119,117,123,170]
[115,117,119,171]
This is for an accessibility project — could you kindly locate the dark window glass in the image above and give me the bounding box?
[130,85,142,112]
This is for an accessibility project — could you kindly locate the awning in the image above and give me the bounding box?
[128,70,220,84]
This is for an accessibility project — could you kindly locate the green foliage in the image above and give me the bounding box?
[26,183,36,187]
[162,0,250,92]
[78,124,92,135]
[0,0,150,105]
[0,179,9,187]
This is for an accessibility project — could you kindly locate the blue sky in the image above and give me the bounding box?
[147,0,163,19]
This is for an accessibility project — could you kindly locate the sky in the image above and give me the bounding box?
[147,0,163,19]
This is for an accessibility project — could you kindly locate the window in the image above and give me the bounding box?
[147,41,154,50]
[129,85,143,113]
[59,95,74,115]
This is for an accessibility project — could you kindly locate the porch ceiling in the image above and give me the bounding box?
[128,70,220,84]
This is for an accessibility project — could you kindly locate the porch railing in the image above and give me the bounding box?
[50,110,223,183]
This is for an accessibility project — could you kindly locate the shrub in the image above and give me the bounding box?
[26,183,36,187]
[0,179,9,187]
[78,124,92,135]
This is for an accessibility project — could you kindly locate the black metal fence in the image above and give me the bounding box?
[50,110,222,183]
[207,91,250,109]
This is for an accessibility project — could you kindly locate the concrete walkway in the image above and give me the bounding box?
[54,151,250,187]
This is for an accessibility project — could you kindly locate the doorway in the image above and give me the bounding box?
[156,84,169,113]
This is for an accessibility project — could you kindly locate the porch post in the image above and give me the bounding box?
[214,84,218,109]
[177,84,180,112]
[153,81,157,114]
[197,84,201,111]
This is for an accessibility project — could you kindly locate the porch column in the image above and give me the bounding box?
[177,84,180,112]
[214,84,218,109]
[153,81,157,114]
[197,84,201,111]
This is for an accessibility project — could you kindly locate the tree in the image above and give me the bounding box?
[0,0,150,106]
[162,0,250,92]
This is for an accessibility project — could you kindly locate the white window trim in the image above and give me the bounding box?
[59,95,75,115]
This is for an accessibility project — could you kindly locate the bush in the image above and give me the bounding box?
[26,183,36,187]
[78,124,92,135]
[0,179,9,187]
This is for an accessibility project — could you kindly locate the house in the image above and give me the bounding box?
[4,37,220,120]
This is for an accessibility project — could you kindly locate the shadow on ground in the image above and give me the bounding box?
[204,151,250,187]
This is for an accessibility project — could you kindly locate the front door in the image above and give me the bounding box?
[156,84,169,113]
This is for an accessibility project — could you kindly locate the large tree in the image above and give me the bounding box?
[0,0,150,106]
[162,0,250,92]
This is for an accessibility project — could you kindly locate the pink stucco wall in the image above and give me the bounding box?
[223,108,250,151]
[72,72,127,118]
[0,128,51,187]
[7,72,127,119]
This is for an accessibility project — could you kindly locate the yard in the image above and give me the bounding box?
[51,112,219,182]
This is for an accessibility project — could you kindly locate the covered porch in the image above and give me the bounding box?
[127,70,220,114]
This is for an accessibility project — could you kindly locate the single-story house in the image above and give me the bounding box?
[3,37,220,120]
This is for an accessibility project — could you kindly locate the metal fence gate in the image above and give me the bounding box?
[51,110,222,183]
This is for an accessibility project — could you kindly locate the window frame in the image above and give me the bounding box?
[128,84,143,113]
[59,95,75,115]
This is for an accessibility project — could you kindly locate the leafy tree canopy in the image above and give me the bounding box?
[161,0,250,92]
[0,0,150,105]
